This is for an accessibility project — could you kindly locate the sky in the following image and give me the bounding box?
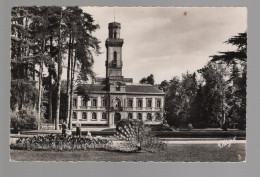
[76,7,247,84]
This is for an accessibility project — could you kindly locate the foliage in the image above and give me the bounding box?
[163,32,246,130]
[10,108,39,132]
[210,33,247,65]
[10,6,101,127]
[197,62,228,128]
[139,74,155,85]
[164,73,198,128]
[157,80,169,92]
[10,134,111,151]
[210,32,247,130]
[114,119,166,152]
[10,134,143,152]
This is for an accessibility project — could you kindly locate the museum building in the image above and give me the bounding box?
[71,21,165,128]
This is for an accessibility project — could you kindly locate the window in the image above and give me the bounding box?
[82,112,87,120]
[82,98,87,107]
[102,98,107,107]
[137,99,142,108]
[137,113,142,120]
[116,84,120,91]
[72,112,77,120]
[128,113,133,119]
[146,99,152,108]
[115,98,121,107]
[113,51,117,64]
[156,99,161,108]
[155,113,161,121]
[92,112,97,120]
[147,113,152,121]
[92,98,97,107]
[73,98,77,107]
[102,112,107,120]
[114,31,117,38]
[127,99,133,108]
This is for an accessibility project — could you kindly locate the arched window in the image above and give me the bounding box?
[82,112,87,120]
[102,112,106,120]
[137,113,142,120]
[155,113,161,121]
[82,98,87,107]
[128,113,133,119]
[116,84,120,91]
[114,31,117,38]
[92,112,97,120]
[137,99,142,108]
[73,98,77,107]
[147,99,152,108]
[92,98,97,107]
[113,51,117,65]
[115,98,121,107]
[147,113,152,121]
[72,112,77,120]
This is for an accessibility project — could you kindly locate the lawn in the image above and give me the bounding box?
[10,143,246,162]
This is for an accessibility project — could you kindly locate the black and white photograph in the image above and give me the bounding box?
[10,6,247,162]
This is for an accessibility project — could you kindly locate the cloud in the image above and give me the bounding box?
[79,7,247,84]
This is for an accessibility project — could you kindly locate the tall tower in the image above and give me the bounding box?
[105,22,124,81]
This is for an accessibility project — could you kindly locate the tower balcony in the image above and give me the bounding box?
[105,38,124,47]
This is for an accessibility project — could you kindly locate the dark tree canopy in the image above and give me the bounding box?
[139,74,155,85]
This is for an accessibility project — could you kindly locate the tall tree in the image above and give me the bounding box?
[198,62,229,128]
[11,7,39,111]
[62,7,101,129]
[210,32,247,130]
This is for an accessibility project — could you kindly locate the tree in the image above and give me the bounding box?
[139,74,155,85]
[198,62,229,128]
[210,32,247,130]
[164,72,198,128]
[157,80,169,92]
[62,7,101,130]
[11,7,39,111]
[164,76,182,127]
[10,7,101,132]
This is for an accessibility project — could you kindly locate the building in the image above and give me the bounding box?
[71,21,165,128]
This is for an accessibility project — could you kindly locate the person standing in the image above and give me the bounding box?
[62,120,67,137]
[75,119,82,138]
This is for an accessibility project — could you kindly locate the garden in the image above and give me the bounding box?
[10,120,166,153]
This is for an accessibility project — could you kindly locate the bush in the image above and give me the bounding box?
[10,134,140,152]
[10,134,112,151]
[10,108,39,132]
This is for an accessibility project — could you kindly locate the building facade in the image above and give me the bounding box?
[71,21,165,128]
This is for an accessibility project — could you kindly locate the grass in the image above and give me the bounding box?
[153,130,246,139]
[18,129,246,138]
[10,143,246,162]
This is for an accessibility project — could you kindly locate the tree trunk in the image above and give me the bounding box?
[66,33,72,129]
[38,62,43,130]
[55,12,62,130]
[69,48,75,130]
[33,63,36,112]
[48,67,53,123]
[48,36,54,123]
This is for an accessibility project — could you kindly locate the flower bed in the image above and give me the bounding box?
[10,134,139,152]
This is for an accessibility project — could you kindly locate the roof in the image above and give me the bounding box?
[75,84,165,95]
[125,84,164,94]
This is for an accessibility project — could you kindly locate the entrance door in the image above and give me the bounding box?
[114,113,121,124]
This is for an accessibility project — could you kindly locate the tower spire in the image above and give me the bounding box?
[114,8,115,22]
